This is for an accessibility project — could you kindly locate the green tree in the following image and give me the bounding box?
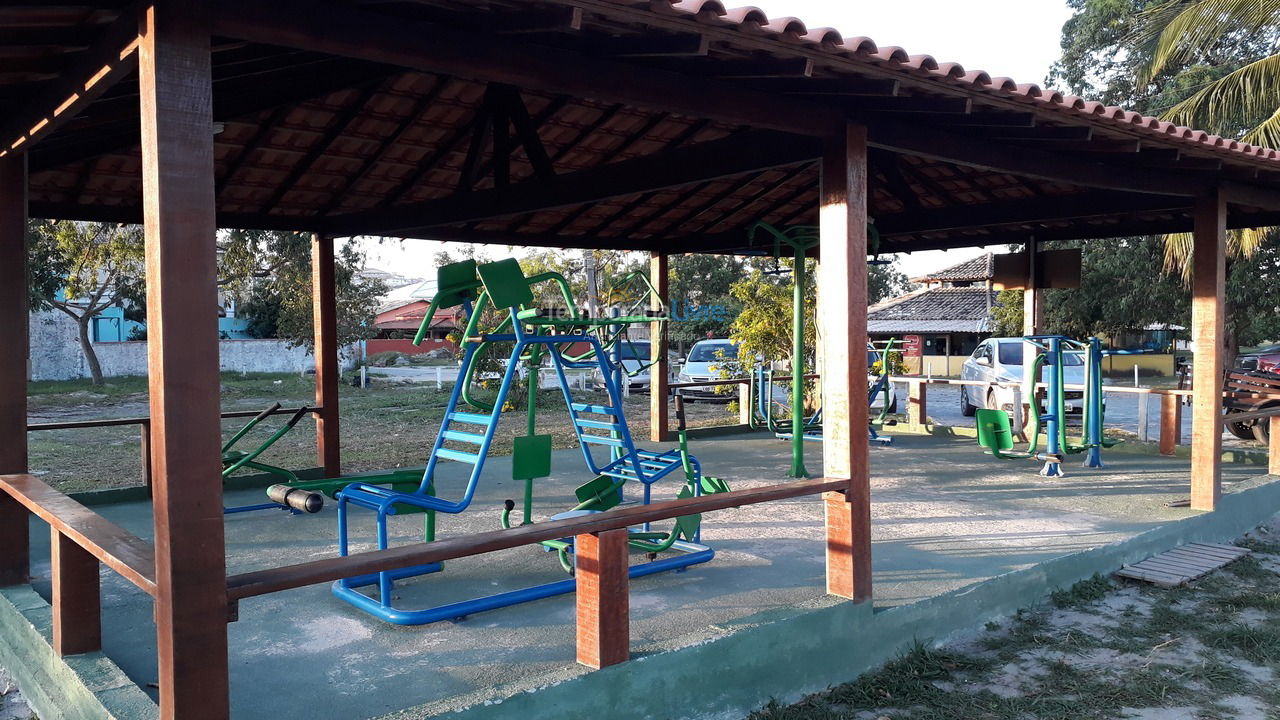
[27,220,145,386]
[869,259,914,305]
[668,253,744,351]
[235,235,386,351]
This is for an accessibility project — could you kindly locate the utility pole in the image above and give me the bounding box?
[583,249,600,318]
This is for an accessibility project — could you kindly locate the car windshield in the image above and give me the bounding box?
[997,342,1083,366]
[688,342,737,363]
[618,342,650,361]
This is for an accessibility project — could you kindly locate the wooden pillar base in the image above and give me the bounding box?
[1269,416,1280,476]
[824,490,871,601]
[1159,394,1181,456]
[52,529,101,656]
[907,379,927,430]
[575,529,629,669]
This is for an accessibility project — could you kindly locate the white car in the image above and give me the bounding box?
[591,340,657,393]
[959,337,1087,417]
[676,339,740,402]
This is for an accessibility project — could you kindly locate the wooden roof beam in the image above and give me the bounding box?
[323,130,822,236]
[739,78,899,97]
[868,122,1209,197]
[0,4,139,156]
[875,191,1190,236]
[212,0,845,136]
[706,57,814,79]
[850,97,970,114]
[601,32,708,58]
[490,6,583,34]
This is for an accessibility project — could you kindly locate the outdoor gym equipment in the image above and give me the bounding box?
[221,403,325,514]
[745,223,897,477]
[748,339,899,466]
[331,258,728,625]
[974,336,1119,476]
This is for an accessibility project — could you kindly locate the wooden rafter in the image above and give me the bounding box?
[0,3,140,156]
[315,74,452,216]
[211,0,844,136]
[258,81,385,213]
[325,130,821,236]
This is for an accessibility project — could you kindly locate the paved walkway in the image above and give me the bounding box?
[24,431,1270,718]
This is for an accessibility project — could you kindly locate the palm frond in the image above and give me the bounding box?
[1135,0,1280,83]
[1161,227,1268,285]
[1162,54,1280,139]
[1243,104,1280,149]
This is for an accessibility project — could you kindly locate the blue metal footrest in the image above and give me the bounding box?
[331,540,714,626]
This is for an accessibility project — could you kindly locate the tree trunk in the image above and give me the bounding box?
[78,317,104,386]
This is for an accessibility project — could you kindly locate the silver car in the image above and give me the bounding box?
[959,337,1087,417]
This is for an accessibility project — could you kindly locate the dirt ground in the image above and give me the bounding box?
[25,373,739,492]
[749,516,1280,720]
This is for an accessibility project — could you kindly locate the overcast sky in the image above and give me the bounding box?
[349,0,1077,283]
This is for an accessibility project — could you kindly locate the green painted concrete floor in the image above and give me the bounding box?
[24,432,1271,719]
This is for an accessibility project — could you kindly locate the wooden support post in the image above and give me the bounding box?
[649,252,669,442]
[312,233,341,476]
[907,379,927,430]
[818,124,871,602]
[739,383,752,427]
[140,420,153,497]
[138,2,230,716]
[574,528,629,669]
[1022,239,1039,336]
[0,154,28,587]
[51,528,101,656]
[1190,189,1225,511]
[1160,394,1181,456]
[1270,416,1280,476]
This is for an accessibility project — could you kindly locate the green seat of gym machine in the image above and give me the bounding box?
[975,408,1029,460]
[434,259,483,308]
[477,258,536,310]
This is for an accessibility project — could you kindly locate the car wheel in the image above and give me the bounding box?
[1250,403,1279,443]
[1225,408,1257,440]
[987,389,999,412]
[960,387,976,417]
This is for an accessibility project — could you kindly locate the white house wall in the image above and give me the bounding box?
[29,310,359,381]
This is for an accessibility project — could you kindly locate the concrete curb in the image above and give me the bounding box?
[411,475,1280,720]
[0,586,157,720]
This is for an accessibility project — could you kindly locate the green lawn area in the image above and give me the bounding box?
[26,372,737,493]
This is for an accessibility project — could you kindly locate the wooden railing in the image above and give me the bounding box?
[0,473,156,655]
[25,406,320,493]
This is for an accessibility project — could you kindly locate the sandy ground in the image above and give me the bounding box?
[753,514,1280,720]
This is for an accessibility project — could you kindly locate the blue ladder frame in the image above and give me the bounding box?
[333,305,711,625]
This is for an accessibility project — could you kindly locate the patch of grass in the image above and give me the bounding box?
[1209,590,1280,613]
[1050,574,1112,609]
[1202,622,1280,665]
[1225,555,1272,581]
[1183,654,1251,695]
[1238,537,1280,555]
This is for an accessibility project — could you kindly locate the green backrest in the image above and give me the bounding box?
[434,260,482,308]
[975,409,1014,452]
[477,258,535,310]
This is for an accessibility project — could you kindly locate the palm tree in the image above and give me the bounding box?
[1135,0,1280,148]
[1130,2,1278,271]
[1129,2,1280,362]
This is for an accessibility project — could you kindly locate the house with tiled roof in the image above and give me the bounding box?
[869,254,996,375]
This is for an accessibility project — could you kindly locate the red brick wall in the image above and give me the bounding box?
[367,338,457,356]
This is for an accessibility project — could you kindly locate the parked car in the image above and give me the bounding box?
[959,338,1087,418]
[676,339,740,402]
[591,340,657,393]
[1235,344,1280,373]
